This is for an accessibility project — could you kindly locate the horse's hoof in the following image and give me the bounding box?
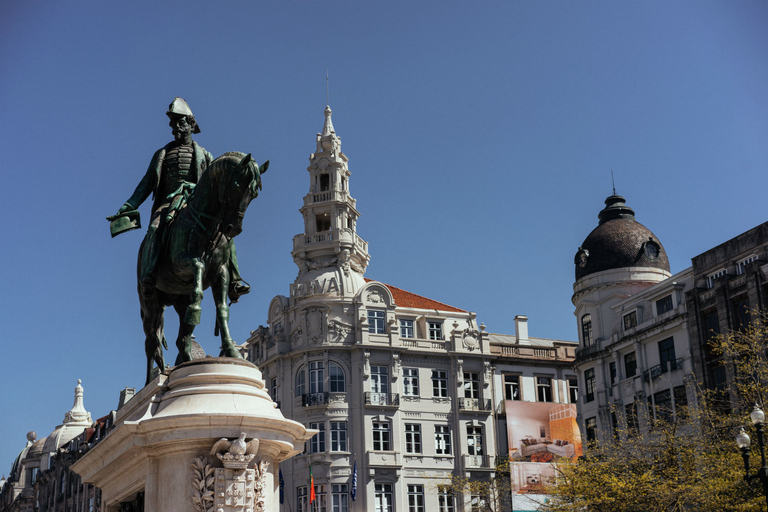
[219,347,243,359]
[185,306,201,325]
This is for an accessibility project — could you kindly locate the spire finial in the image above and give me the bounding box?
[611,169,616,195]
[326,70,329,107]
[63,379,92,425]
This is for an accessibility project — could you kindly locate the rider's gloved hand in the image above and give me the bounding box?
[116,202,133,216]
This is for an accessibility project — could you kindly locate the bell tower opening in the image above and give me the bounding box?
[319,174,330,192]
[316,213,331,233]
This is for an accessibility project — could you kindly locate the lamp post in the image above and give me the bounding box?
[736,404,768,508]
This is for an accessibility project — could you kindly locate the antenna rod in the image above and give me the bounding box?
[611,170,616,195]
[326,70,329,106]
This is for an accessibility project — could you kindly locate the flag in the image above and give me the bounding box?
[279,469,284,505]
[350,459,357,501]
[310,465,316,503]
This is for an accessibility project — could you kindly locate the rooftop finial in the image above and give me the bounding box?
[62,379,92,426]
[321,105,335,137]
[611,169,616,195]
[326,70,329,107]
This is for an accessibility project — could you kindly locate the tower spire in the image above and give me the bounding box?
[291,106,370,298]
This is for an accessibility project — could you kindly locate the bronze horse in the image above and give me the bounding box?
[139,151,268,385]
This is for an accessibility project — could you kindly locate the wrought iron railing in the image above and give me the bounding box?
[458,398,492,412]
[644,358,684,382]
[365,392,400,407]
[302,392,329,407]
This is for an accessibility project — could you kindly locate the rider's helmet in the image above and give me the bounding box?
[166,97,201,133]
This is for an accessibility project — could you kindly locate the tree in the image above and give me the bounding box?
[544,312,768,512]
[434,457,513,512]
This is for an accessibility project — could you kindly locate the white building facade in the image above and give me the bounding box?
[572,195,696,442]
[245,107,577,512]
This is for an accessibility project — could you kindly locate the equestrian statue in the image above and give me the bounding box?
[107,98,268,385]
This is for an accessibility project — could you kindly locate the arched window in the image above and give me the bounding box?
[329,362,346,392]
[295,365,306,397]
[581,314,593,347]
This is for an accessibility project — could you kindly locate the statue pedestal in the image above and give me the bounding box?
[72,359,314,512]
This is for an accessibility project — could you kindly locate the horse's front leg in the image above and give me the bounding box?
[212,266,242,358]
[184,258,205,325]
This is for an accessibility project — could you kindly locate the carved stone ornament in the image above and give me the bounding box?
[363,351,371,378]
[290,324,304,344]
[456,359,464,385]
[328,320,352,343]
[461,329,480,351]
[366,290,384,304]
[483,361,491,386]
[392,353,401,379]
[192,434,269,512]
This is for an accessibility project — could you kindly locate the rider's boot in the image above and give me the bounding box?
[140,229,161,289]
[227,240,250,303]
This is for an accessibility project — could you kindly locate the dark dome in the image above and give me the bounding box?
[574,195,670,281]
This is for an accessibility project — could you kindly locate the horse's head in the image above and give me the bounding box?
[215,152,269,238]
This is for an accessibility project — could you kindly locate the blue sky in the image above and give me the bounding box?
[1,1,767,470]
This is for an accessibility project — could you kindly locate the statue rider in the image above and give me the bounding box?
[114,97,250,303]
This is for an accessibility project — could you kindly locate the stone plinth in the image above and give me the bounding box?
[71,358,315,512]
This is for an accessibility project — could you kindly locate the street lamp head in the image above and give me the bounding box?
[751,404,765,426]
[736,427,751,449]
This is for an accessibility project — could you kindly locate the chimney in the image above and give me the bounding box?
[118,387,136,410]
[515,315,529,344]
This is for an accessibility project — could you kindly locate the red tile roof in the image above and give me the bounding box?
[365,278,467,313]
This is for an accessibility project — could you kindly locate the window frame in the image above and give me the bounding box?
[536,376,553,402]
[309,422,326,453]
[624,352,637,378]
[428,321,443,340]
[403,368,420,396]
[372,421,391,451]
[330,421,347,452]
[329,362,346,393]
[400,319,415,338]
[656,295,674,316]
[408,484,425,512]
[504,374,521,401]
[368,309,386,334]
[435,425,451,455]
[581,314,593,346]
[432,370,448,398]
[584,369,595,403]
[405,424,422,454]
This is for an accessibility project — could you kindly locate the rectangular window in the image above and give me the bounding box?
[658,337,677,371]
[373,422,391,451]
[656,295,674,315]
[733,298,750,331]
[438,487,455,512]
[403,368,419,396]
[464,372,480,399]
[297,487,308,512]
[309,422,326,453]
[625,402,638,435]
[536,376,553,402]
[609,362,617,385]
[329,363,345,393]
[400,319,414,338]
[706,269,727,289]
[368,310,386,334]
[585,417,597,443]
[584,369,595,403]
[428,321,443,340]
[312,485,327,512]
[653,389,673,423]
[623,311,637,330]
[581,314,593,346]
[624,352,637,378]
[408,484,425,512]
[737,255,758,275]
[370,366,390,405]
[702,310,720,342]
[504,375,521,401]
[432,370,448,398]
[568,377,579,403]
[405,424,422,454]
[466,426,483,456]
[270,377,278,402]
[435,425,451,455]
[374,484,393,512]
[331,421,347,452]
[332,484,348,512]
[674,385,688,415]
[310,361,324,394]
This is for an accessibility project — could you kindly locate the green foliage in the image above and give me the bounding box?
[544,312,768,512]
[434,458,513,512]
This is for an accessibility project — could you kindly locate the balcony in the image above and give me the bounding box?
[458,398,492,413]
[293,228,369,253]
[463,454,495,469]
[365,392,399,408]
[643,358,684,382]
[302,392,329,407]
